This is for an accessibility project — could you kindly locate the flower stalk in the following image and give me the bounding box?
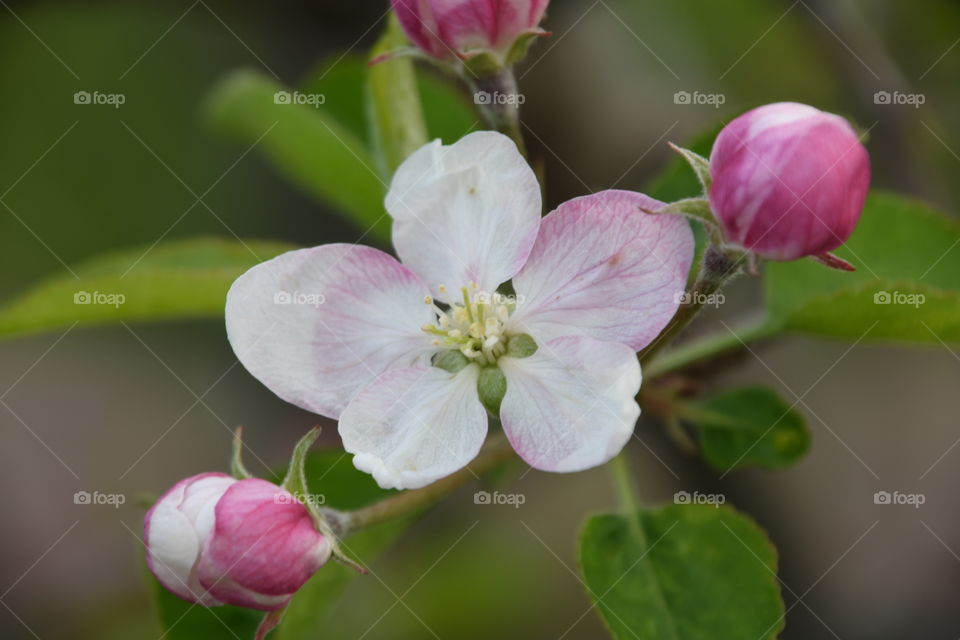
[639,245,745,366]
[469,67,526,154]
[325,434,516,537]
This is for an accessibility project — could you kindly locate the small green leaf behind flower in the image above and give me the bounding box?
[0,237,295,341]
[684,387,810,472]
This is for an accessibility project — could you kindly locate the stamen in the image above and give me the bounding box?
[421,283,519,365]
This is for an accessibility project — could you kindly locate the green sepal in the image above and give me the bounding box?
[433,349,471,373]
[506,333,538,359]
[506,29,546,66]
[280,427,362,573]
[368,13,429,174]
[669,143,712,193]
[477,366,507,415]
[281,427,322,497]
[462,50,505,77]
[231,426,253,480]
[641,197,726,247]
[642,197,715,223]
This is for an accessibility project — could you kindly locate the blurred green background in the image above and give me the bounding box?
[1,0,960,638]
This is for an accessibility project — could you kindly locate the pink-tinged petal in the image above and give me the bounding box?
[198,479,331,611]
[339,365,488,490]
[391,0,551,59]
[144,473,235,606]
[499,336,640,472]
[385,132,541,299]
[509,190,694,351]
[226,244,436,419]
[391,0,449,58]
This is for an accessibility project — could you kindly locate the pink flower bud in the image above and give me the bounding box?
[708,102,871,261]
[391,0,550,65]
[145,474,331,611]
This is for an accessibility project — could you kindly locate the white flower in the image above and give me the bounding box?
[226,132,694,489]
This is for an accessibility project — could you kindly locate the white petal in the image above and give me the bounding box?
[339,365,488,490]
[385,131,541,297]
[145,474,234,606]
[499,336,641,472]
[510,190,695,351]
[226,244,436,419]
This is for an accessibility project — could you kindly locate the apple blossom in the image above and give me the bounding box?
[226,131,694,490]
[144,473,331,611]
[390,0,550,68]
[708,102,871,261]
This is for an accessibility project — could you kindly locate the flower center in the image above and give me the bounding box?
[422,284,517,365]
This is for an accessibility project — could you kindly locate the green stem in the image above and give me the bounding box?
[607,451,641,515]
[469,67,526,154]
[369,14,429,174]
[606,451,648,544]
[638,246,745,366]
[329,435,515,536]
[644,321,776,380]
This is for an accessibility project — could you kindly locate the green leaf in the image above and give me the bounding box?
[367,14,429,174]
[418,72,477,144]
[204,70,390,242]
[0,237,294,340]
[579,504,784,640]
[686,387,810,471]
[764,192,960,343]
